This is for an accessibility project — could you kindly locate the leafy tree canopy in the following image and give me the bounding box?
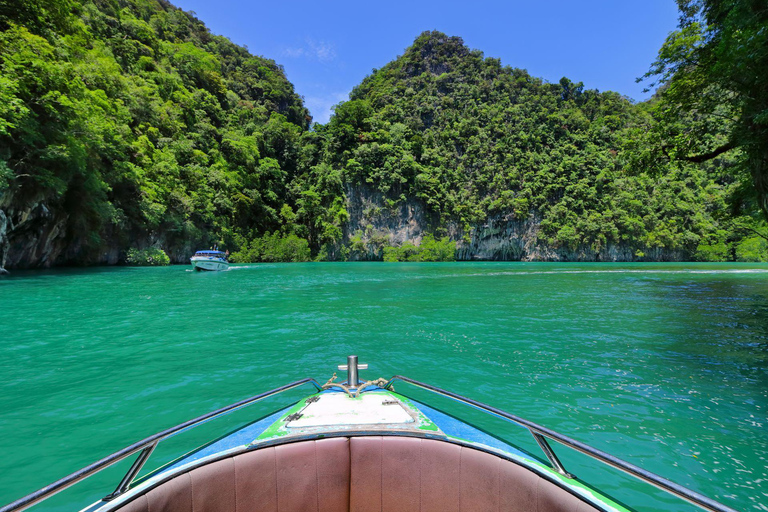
[0,0,310,266]
[643,0,768,221]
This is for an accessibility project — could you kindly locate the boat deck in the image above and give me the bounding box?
[124,389,629,512]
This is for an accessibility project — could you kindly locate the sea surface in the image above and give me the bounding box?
[1,262,767,511]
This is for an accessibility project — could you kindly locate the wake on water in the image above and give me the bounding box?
[184,265,268,272]
[185,265,768,277]
[482,269,768,276]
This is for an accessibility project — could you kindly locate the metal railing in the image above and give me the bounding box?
[1,373,739,512]
[383,375,739,512]
[0,378,321,512]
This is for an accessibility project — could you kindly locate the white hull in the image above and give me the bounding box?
[190,258,229,271]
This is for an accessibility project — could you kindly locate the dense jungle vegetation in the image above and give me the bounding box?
[0,0,766,265]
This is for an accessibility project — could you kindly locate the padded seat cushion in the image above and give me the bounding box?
[114,436,599,512]
[118,437,350,512]
[349,436,597,512]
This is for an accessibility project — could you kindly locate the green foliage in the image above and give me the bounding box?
[382,241,419,262]
[126,247,170,266]
[383,234,456,262]
[694,242,729,262]
[229,232,310,263]
[642,0,768,218]
[0,0,74,35]
[418,234,457,261]
[345,226,391,261]
[735,236,768,262]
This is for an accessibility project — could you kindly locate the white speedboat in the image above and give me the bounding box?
[0,356,737,512]
[190,250,229,271]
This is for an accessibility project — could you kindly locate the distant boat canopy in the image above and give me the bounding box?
[190,249,229,271]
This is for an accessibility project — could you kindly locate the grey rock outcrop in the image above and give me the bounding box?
[344,186,688,262]
[0,185,200,268]
[0,182,690,267]
[452,214,686,261]
[0,190,72,269]
[0,208,7,271]
[345,185,433,260]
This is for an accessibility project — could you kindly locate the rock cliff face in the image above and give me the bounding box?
[0,192,70,270]
[0,186,128,270]
[452,214,686,261]
[0,191,194,271]
[0,184,690,270]
[344,186,688,262]
[0,208,7,271]
[344,185,432,260]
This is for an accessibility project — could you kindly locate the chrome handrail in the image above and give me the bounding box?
[384,375,738,512]
[0,378,322,512]
[2,374,739,512]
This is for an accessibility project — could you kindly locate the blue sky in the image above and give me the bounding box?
[172,0,680,124]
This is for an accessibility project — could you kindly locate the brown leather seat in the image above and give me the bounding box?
[115,436,600,512]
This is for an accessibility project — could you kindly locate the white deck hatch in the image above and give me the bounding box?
[287,393,414,428]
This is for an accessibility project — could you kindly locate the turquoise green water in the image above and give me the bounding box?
[1,263,767,511]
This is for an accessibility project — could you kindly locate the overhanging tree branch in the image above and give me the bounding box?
[731,221,768,242]
[683,140,736,162]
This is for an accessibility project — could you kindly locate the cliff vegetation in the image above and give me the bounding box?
[1,0,766,268]
[0,0,308,267]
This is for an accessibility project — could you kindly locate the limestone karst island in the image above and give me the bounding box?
[0,0,766,270]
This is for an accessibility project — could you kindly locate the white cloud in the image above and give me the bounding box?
[305,91,350,124]
[281,38,337,62]
[308,40,336,62]
[282,47,306,58]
